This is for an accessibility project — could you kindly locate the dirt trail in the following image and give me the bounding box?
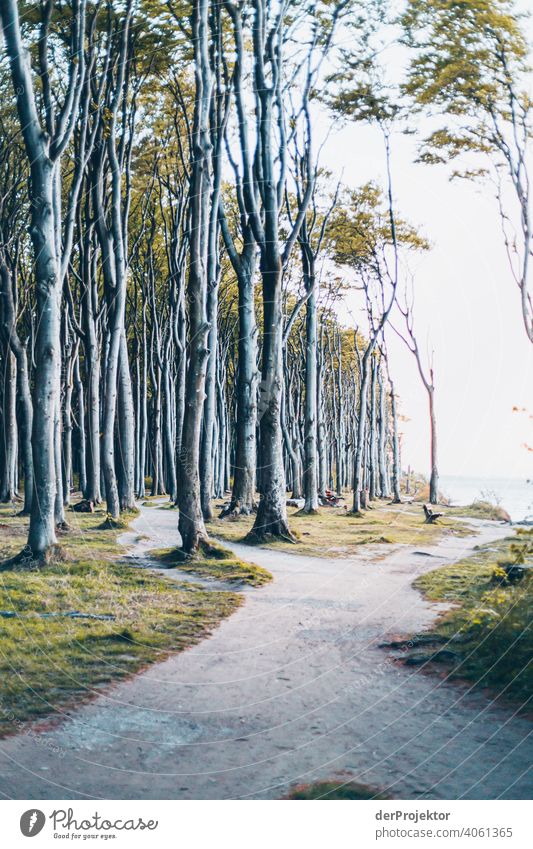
[0,505,530,800]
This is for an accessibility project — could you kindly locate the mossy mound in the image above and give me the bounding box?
[286,780,390,800]
[152,539,273,587]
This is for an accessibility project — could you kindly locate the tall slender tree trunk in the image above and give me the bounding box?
[220,259,258,516]
[428,386,438,504]
[117,332,136,510]
[177,0,212,552]
[0,346,16,502]
[137,305,148,498]
[163,348,177,502]
[26,159,61,553]
[73,354,87,496]
[377,365,390,498]
[352,350,371,514]
[0,256,33,513]
[302,282,319,513]
[251,256,291,538]
[389,374,401,504]
[368,355,378,501]
[199,278,218,518]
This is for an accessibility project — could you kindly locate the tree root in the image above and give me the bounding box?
[0,543,69,571]
[244,527,297,545]
[295,507,320,516]
[219,500,257,519]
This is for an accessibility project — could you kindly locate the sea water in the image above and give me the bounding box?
[439,475,532,522]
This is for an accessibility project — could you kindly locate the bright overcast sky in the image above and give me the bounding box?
[320,113,533,481]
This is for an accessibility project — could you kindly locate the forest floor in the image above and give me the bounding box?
[0,500,531,800]
[0,502,264,738]
[209,498,473,557]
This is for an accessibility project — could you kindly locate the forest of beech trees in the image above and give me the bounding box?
[0,0,530,559]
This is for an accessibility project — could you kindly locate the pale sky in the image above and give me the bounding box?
[321,121,533,480]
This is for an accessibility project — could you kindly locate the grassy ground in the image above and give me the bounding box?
[0,502,242,737]
[151,540,272,586]
[397,530,533,709]
[286,780,390,800]
[445,500,511,522]
[209,499,472,558]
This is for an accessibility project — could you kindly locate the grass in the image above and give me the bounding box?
[0,503,241,737]
[286,780,390,800]
[209,499,472,558]
[399,530,533,708]
[445,500,511,522]
[151,539,273,586]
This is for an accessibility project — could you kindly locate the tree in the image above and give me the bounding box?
[0,0,87,557]
[176,0,213,552]
[403,0,533,342]
[393,280,439,504]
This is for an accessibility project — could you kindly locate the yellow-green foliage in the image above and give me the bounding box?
[152,540,272,587]
[210,500,470,558]
[0,505,241,736]
[413,531,533,707]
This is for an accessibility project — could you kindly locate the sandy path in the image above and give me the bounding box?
[0,505,530,800]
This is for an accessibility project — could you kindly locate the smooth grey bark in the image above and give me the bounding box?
[301,262,319,512]
[377,364,390,498]
[0,255,33,513]
[317,323,327,498]
[93,3,133,519]
[223,1,288,539]
[0,2,74,553]
[162,336,177,502]
[218,177,259,516]
[352,347,372,514]
[173,294,186,498]
[388,368,401,504]
[0,344,16,502]
[61,330,78,506]
[81,240,102,504]
[177,0,212,552]
[137,303,148,498]
[117,331,136,510]
[428,384,439,505]
[199,273,219,518]
[199,41,227,519]
[221,252,258,516]
[395,301,439,504]
[368,355,378,501]
[281,364,302,500]
[333,331,344,497]
[73,353,86,495]
[0,0,86,555]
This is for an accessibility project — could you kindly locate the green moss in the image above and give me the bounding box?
[209,500,471,558]
[152,540,272,587]
[97,507,140,530]
[404,530,533,707]
[286,781,390,800]
[0,504,241,736]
